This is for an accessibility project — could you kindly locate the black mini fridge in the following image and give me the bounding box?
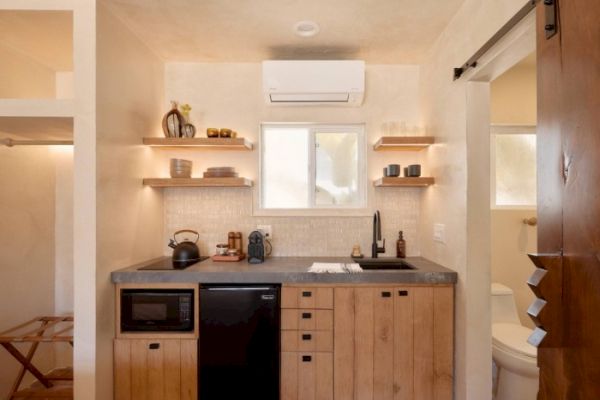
[199,285,280,399]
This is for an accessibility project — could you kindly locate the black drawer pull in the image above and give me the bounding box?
[302,355,312,362]
[398,290,408,296]
[302,334,312,341]
[381,291,391,298]
[149,343,160,350]
[302,291,312,297]
[302,312,312,319]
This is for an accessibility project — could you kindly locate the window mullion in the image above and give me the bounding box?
[308,127,317,208]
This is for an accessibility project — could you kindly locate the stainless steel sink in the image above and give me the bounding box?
[356,258,416,270]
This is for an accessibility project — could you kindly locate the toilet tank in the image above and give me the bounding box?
[491,283,520,324]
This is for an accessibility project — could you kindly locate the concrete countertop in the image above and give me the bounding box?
[111,256,457,285]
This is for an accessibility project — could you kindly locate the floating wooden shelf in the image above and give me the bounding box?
[373,136,434,151]
[143,177,253,188]
[0,99,74,118]
[143,137,253,150]
[373,177,435,187]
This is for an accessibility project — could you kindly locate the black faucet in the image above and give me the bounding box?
[371,210,386,258]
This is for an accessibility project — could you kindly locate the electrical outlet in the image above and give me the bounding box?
[257,225,272,239]
[433,224,446,243]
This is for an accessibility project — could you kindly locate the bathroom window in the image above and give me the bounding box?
[259,123,367,214]
[491,126,537,208]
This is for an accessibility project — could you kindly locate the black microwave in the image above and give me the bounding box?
[120,289,194,332]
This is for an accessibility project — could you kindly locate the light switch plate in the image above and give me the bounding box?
[257,225,272,239]
[433,224,445,243]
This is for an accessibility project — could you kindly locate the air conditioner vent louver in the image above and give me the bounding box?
[262,60,365,107]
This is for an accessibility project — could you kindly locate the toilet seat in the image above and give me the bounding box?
[492,323,537,359]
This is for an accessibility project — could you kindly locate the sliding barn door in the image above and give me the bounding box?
[533,0,600,398]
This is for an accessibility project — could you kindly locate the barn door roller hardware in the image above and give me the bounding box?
[543,0,558,39]
[453,0,538,81]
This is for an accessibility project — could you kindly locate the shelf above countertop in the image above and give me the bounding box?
[373,136,435,151]
[373,177,435,187]
[143,177,253,188]
[143,137,253,150]
[0,99,74,118]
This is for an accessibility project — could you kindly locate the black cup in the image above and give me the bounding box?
[406,164,421,177]
[387,164,400,177]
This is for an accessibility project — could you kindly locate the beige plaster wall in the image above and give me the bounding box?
[490,55,536,125]
[490,209,536,328]
[0,146,56,397]
[162,63,423,257]
[95,4,165,399]
[418,1,530,399]
[0,44,56,98]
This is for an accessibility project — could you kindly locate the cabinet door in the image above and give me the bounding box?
[373,288,395,400]
[282,352,333,400]
[114,339,197,400]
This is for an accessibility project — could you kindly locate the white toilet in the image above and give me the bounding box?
[491,283,539,400]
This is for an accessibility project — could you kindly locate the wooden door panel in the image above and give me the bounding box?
[146,340,166,400]
[334,288,355,400]
[114,340,132,400]
[131,340,149,400]
[373,288,394,400]
[315,352,334,400]
[354,288,374,400]
[393,288,413,400]
[281,352,299,400]
[299,353,317,400]
[180,340,197,400]
[535,0,600,398]
[413,288,434,400]
[433,287,453,400]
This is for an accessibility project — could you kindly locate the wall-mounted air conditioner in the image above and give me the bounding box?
[262,60,365,106]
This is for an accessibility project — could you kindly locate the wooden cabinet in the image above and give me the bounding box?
[332,285,454,400]
[281,352,334,400]
[282,286,335,400]
[114,339,197,400]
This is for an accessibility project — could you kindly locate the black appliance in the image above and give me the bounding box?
[247,230,266,264]
[168,229,201,268]
[199,285,280,400]
[120,289,194,332]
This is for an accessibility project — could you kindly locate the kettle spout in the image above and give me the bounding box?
[168,239,177,249]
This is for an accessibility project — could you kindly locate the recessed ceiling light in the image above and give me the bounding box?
[294,20,320,37]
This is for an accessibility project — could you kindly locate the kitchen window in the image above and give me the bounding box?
[258,123,367,214]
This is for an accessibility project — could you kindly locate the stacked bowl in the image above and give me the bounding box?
[170,159,192,178]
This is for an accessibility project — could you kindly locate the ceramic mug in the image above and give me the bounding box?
[387,164,400,177]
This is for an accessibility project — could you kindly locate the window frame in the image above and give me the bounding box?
[490,124,537,210]
[255,122,368,216]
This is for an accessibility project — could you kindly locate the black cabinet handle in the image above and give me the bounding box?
[302,312,312,319]
[302,355,312,362]
[381,291,391,298]
[302,291,312,297]
[149,343,160,350]
[398,290,408,296]
[302,334,312,341]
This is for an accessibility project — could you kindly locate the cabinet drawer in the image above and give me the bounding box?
[281,309,334,331]
[282,287,334,309]
[281,330,334,352]
[281,352,333,400]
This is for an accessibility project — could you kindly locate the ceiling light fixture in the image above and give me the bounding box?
[294,20,320,37]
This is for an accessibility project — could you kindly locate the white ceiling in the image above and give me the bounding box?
[102,0,467,64]
[0,11,73,71]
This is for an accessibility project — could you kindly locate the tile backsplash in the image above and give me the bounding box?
[164,187,420,258]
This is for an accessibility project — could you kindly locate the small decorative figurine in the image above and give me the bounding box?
[162,101,184,138]
[179,103,196,138]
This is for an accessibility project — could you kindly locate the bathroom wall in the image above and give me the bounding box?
[490,53,537,328]
[418,0,531,399]
[490,209,536,328]
[0,146,57,397]
[95,4,165,400]
[162,63,423,257]
[490,53,536,126]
